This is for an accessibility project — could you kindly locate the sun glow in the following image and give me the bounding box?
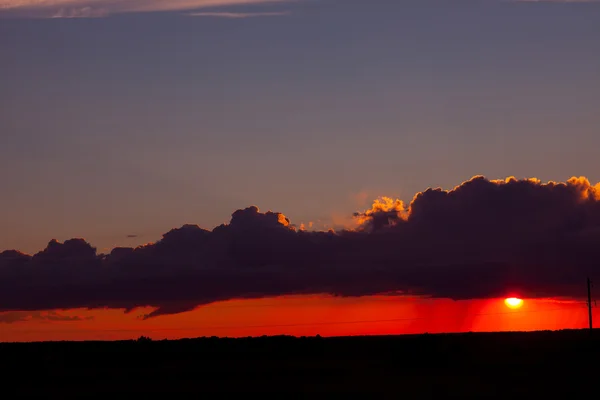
[504,297,524,309]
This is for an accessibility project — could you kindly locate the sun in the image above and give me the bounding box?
[504,297,524,309]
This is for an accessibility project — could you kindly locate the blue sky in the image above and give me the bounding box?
[1,0,599,254]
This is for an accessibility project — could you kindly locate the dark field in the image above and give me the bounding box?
[2,330,599,397]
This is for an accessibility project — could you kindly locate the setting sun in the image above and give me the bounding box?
[505,298,524,309]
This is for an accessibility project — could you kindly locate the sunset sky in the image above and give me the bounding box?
[1,0,600,342]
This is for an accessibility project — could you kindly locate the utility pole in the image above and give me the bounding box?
[587,277,593,332]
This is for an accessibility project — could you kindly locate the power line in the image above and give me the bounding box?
[145,296,589,311]
[4,306,580,334]
[189,296,451,310]
[184,307,574,331]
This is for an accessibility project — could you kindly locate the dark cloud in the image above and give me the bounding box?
[1,176,600,319]
[0,311,94,324]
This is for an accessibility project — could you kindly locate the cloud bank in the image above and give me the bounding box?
[2,176,600,319]
[0,0,288,18]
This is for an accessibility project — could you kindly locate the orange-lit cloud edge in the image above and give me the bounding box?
[2,175,600,341]
[353,175,599,227]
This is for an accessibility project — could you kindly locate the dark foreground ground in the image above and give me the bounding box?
[2,329,599,397]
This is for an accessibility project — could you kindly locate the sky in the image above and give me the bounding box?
[1,0,600,341]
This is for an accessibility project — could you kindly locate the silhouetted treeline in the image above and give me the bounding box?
[2,330,599,397]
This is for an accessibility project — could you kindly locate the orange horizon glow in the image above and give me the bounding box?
[0,295,594,343]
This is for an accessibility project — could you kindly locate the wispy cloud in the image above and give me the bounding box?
[0,310,93,324]
[515,0,598,2]
[3,0,596,18]
[0,0,289,18]
[51,6,108,18]
[187,10,289,17]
